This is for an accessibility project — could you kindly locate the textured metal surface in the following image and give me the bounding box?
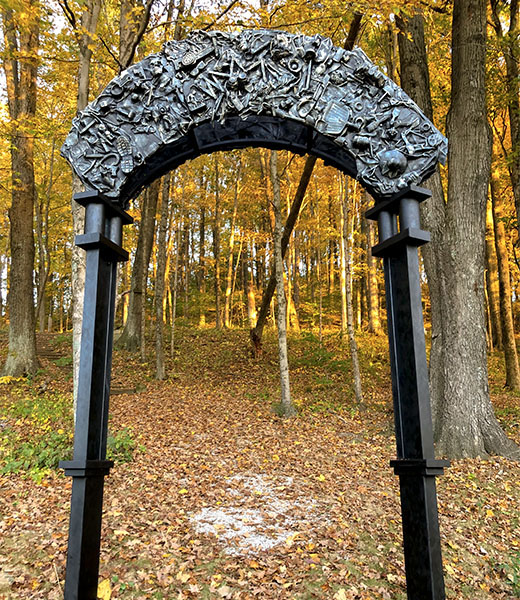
[61,29,447,205]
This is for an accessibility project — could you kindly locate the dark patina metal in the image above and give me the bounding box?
[61,29,449,600]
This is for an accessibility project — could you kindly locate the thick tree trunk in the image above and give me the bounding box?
[117,181,159,351]
[270,151,295,417]
[485,199,503,349]
[397,11,448,432]
[438,0,519,458]
[490,175,520,389]
[1,4,39,376]
[397,7,518,458]
[155,174,171,380]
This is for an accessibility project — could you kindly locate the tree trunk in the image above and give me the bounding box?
[119,0,154,71]
[243,242,257,330]
[341,182,363,405]
[198,206,206,326]
[171,199,183,353]
[490,175,520,389]
[490,0,520,242]
[1,4,39,376]
[397,11,449,438]
[224,163,240,328]
[213,156,222,329]
[117,181,159,351]
[155,174,171,380]
[339,183,348,333]
[251,156,316,352]
[250,14,364,354]
[69,0,101,402]
[364,193,381,333]
[438,0,519,458]
[270,151,295,417]
[485,198,503,349]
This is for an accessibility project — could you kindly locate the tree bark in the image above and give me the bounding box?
[198,206,206,326]
[119,0,154,71]
[270,151,295,417]
[171,197,183,353]
[490,175,520,389]
[243,242,257,330]
[398,6,518,458]
[438,0,519,458]
[1,4,39,376]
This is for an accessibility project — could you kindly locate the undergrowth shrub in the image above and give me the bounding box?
[0,382,143,481]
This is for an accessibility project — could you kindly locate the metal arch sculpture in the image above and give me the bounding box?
[60,30,449,600]
[61,29,446,205]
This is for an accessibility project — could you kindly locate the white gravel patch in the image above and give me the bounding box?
[190,473,322,556]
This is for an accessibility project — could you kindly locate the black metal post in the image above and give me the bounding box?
[60,191,132,600]
[366,185,449,600]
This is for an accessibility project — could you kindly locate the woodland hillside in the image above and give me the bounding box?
[1,0,520,597]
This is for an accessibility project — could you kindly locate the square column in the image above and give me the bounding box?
[366,185,449,600]
[59,191,132,600]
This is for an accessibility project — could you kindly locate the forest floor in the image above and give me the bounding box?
[0,325,519,599]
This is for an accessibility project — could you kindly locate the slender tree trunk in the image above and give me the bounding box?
[250,14,364,354]
[198,206,206,326]
[0,252,4,318]
[485,198,503,349]
[225,164,240,328]
[171,200,183,353]
[251,156,316,352]
[341,182,363,404]
[364,193,381,333]
[270,151,295,416]
[117,181,159,351]
[69,0,101,401]
[243,242,257,329]
[155,174,170,380]
[339,183,348,333]
[490,0,520,242]
[490,175,520,389]
[214,156,222,329]
[1,4,39,376]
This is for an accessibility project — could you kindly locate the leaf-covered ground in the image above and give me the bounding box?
[0,327,519,599]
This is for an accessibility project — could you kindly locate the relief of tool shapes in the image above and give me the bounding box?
[61,29,447,201]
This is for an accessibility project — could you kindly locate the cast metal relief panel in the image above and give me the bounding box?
[61,29,447,205]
